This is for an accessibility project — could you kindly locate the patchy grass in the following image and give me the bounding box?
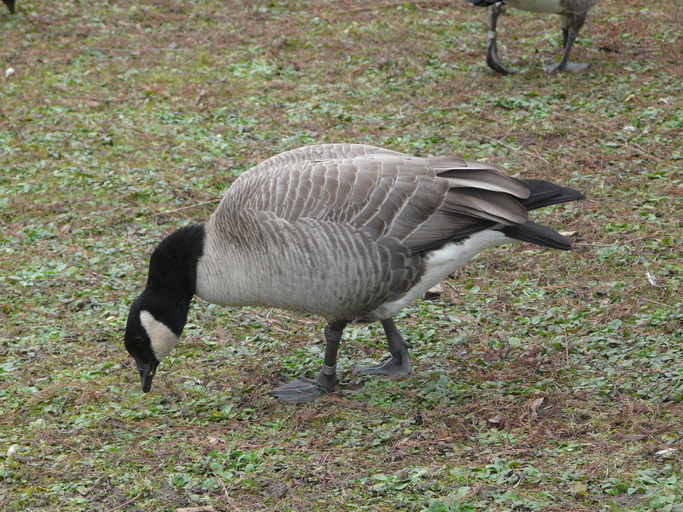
[1,1,681,511]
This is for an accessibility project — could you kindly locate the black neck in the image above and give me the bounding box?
[143,224,205,334]
[146,223,205,298]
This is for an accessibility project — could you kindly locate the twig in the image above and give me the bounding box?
[89,269,128,288]
[335,1,452,14]
[105,493,142,512]
[574,242,618,247]
[154,200,220,218]
[642,298,674,308]
[572,117,664,164]
[244,309,291,335]
[86,46,187,53]
[480,134,551,165]
[21,305,60,319]
[55,94,146,105]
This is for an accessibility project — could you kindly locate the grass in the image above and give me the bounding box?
[0,0,681,511]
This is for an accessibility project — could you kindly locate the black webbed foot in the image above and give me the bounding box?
[354,354,411,377]
[3,0,15,14]
[271,377,327,403]
[546,26,589,73]
[271,369,338,403]
[487,40,515,75]
[545,61,590,73]
[354,318,412,377]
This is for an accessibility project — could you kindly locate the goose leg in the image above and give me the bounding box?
[546,15,589,73]
[271,320,347,403]
[486,2,514,75]
[354,319,412,377]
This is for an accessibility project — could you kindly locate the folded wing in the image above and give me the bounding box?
[224,144,532,255]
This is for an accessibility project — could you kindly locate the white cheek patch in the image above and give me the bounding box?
[140,310,179,360]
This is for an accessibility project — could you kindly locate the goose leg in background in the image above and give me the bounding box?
[546,14,590,73]
[3,0,15,14]
[486,2,514,75]
[271,320,347,403]
[354,319,412,377]
[562,28,570,49]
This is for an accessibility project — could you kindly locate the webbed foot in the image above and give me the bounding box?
[271,377,326,403]
[271,370,338,403]
[354,354,411,377]
[487,41,515,75]
[545,61,590,73]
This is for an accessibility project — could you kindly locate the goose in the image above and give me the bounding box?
[3,0,15,14]
[469,0,600,74]
[124,143,584,403]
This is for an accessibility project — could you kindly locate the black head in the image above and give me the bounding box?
[124,295,160,392]
[123,224,204,393]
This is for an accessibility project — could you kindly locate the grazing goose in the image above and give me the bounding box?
[3,0,15,14]
[469,0,600,73]
[124,143,583,403]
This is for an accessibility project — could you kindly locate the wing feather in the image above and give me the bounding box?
[223,144,532,255]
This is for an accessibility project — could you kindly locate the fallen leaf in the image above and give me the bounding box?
[487,415,503,425]
[529,397,545,422]
[425,283,443,298]
[6,444,19,458]
[654,448,678,459]
[570,482,588,496]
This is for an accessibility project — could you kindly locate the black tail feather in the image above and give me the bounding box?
[520,179,585,211]
[502,221,572,250]
[499,180,583,250]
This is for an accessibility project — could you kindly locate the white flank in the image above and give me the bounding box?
[371,229,509,319]
[508,0,564,14]
[140,310,179,360]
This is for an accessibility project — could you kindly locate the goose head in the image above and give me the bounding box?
[124,294,182,392]
[123,224,205,392]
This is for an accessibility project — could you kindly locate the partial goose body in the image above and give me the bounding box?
[3,0,15,14]
[124,143,584,403]
[199,144,531,319]
[506,0,570,14]
[470,0,601,74]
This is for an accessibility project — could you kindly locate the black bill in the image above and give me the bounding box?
[135,358,159,393]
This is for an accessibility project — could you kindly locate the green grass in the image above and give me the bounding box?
[1,1,681,511]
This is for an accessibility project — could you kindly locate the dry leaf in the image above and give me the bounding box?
[487,415,503,425]
[425,283,443,298]
[654,448,678,459]
[529,397,545,421]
